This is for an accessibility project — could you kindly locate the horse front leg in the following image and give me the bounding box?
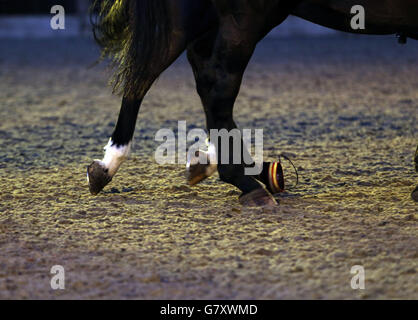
[187,18,277,206]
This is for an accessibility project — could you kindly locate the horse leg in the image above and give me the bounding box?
[87,96,140,195]
[88,43,187,196]
[187,14,278,206]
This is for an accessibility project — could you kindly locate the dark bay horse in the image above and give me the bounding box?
[87,0,418,206]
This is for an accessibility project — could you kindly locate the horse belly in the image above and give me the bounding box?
[295,0,418,33]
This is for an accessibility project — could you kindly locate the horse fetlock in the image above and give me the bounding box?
[87,139,131,195]
[102,139,131,177]
[87,161,113,195]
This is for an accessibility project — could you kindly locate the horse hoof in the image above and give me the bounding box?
[187,162,211,185]
[87,161,112,195]
[186,150,217,186]
[412,186,418,202]
[239,188,278,207]
[186,162,217,186]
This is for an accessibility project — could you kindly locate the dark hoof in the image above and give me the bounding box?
[186,150,217,186]
[239,188,278,207]
[187,162,217,186]
[187,162,210,186]
[412,186,418,202]
[87,161,112,195]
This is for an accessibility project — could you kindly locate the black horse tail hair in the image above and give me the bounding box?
[91,0,171,98]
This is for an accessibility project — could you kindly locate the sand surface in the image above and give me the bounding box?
[0,36,417,299]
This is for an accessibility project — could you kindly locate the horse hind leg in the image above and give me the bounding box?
[87,96,140,195]
[88,37,187,195]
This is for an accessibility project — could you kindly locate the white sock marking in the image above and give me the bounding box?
[99,139,131,177]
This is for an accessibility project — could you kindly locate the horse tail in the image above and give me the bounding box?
[92,0,171,98]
